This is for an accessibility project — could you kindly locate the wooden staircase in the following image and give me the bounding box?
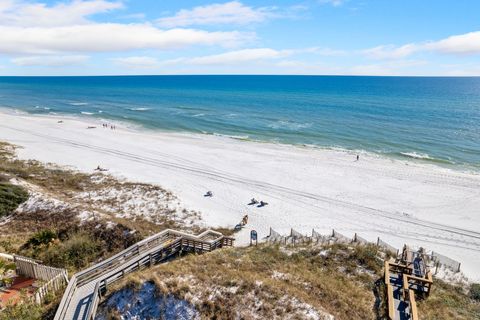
[54,229,234,320]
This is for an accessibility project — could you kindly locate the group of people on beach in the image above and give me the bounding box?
[205,191,268,207]
[102,123,116,130]
[249,198,268,207]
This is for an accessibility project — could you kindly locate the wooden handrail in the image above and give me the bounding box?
[405,273,433,285]
[384,261,390,284]
[409,290,419,320]
[54,229,233,320]
[54,275,77,320]
[386,283,395,320]
[85,282,101,320]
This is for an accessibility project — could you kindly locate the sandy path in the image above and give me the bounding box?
[1,110,479,280]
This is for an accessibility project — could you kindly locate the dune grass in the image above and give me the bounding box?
[416,279,480,320]
[101,243,383,320]
[0,180,28,218]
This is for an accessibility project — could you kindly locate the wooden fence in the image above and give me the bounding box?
[432,251,461,272]
[377,237,400,256]
[14,255,64,281]
[353,233,370,245]
[332,229,351,244]
[34,270,68,304]
[13,255,68,304]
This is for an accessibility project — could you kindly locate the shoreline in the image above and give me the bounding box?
[1,106,478,175]
[1,109,480,281]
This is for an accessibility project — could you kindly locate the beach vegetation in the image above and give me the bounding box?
[416,279,480,319]
[98,242,480,320]
[470,283,480,301]
[100,243,379,320]
[24,229,57,248]
[0,299,43,320]
[18,221,142,271]
[0,180,28,217]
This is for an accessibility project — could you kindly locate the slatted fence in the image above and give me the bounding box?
[267,228,286,243]
[353,233,370,245]
[12,255,68,304]
[332,229,352,244]
[377,237,399,256]
[311,229,331,244]
[432,251,461,272]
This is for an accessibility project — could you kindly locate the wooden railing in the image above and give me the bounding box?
[14,255,65,282]
[1,254,69,305]
[386,283,395,320]
[34,270,68,303]
[408,290,419,320]
[54,229,233,320]
[54,275,77,320]
[84,282,101,320]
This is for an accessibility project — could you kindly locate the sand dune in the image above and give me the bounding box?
[1,110,479,280]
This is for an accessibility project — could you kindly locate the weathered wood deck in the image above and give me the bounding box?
[54,229,233,320]
[384,246,432,320]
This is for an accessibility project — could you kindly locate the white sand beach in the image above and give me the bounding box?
[1,110,480,280]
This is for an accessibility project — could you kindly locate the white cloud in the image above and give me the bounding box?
[11,55,89,66]
[350,60,428,75]
[0,1,252,55]
[441,64,480,76]
[362,44,418,59]
[425,31,480,55]
[363,31,480,59]
[0,0,123,27]
[187,48,289,65]
[151,47,339,68]
[0,25,251,55]
[157,1,275,28]
[112,56,159,68]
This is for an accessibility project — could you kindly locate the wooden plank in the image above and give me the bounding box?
[403,274,410,299]
[386,283,395,320]
[406,273,433,285]
[384,261,390,284]
[409,290,419,320]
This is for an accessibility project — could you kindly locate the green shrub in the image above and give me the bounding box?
[0,182,28,217]
[0,300,43,320]
[42,233,100,269]
[25,229,57,248]
[470,283,480,301]
[350,244,382,273]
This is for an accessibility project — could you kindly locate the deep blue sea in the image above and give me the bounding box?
[0,76,479,169]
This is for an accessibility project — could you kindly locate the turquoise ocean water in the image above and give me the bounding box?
[0,76,479,169]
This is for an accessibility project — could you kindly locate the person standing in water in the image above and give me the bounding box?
[356,154,359,161]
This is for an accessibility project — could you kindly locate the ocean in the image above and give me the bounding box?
[0,75,479,169]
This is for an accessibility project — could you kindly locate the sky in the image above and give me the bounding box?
[0,0,479,76]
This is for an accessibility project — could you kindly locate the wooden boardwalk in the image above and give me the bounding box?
[384,246,433,320]
[54,229,233,320]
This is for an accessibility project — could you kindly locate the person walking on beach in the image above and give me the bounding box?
[356,154,359,161]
